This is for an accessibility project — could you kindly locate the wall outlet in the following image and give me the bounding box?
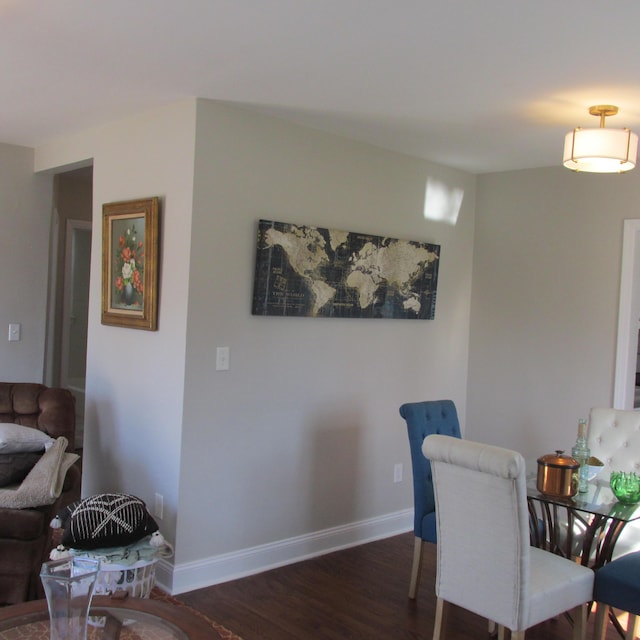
[154,493,164,519]
[216,346,230,371]
[394,463,403,483]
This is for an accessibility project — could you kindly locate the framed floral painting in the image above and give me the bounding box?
[101,197,159,330]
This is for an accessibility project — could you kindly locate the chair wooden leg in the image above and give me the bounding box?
[408,536,423,599]
[432,598,448,640]
[497,625,506,640]
[626,613,638,640]
[510,631,525,640]
[593,603,609,640]
[571,604,586,640]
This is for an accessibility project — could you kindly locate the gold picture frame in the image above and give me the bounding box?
[101,197,159,330]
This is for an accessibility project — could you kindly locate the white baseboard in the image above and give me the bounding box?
[155,508,413,595]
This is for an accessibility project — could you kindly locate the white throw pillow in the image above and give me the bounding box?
[0,423,55,453]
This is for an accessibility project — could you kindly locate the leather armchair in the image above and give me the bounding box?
[0,382,81,605]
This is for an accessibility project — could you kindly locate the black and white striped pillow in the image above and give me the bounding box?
[57,493,158,550]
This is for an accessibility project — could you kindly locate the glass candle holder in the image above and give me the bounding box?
[610,471,640,505]
[40,557,100,640]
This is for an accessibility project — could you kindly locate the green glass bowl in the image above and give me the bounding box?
[610,471,640,504]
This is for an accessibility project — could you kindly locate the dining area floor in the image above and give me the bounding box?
[177,531,624,639]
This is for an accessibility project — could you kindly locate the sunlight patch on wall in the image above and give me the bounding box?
[423,177,463,225]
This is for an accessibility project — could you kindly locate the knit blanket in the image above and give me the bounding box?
[0,437,78,509]
[67,535,175,566]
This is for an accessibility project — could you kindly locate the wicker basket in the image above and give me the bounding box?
[93,557,157,598]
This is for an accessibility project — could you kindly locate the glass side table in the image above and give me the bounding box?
[0,595,218,640]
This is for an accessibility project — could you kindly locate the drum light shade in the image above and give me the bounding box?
[563,105,638,173]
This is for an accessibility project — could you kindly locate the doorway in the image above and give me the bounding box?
[60,220,92,445]
[47,166,93,448]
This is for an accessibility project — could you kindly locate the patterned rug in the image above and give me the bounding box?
[0,590,243,640]
[150,587,243,639]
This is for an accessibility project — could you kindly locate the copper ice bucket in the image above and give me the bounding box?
[536,450,579,497]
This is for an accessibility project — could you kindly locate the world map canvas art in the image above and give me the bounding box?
[251,219,440,320]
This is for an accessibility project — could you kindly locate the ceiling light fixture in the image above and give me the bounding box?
[563,105,638,173]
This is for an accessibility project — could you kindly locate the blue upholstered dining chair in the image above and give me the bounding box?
[593,551,640,640]
[399,399,461,599]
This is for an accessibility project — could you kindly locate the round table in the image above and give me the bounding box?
[0,595,218,639]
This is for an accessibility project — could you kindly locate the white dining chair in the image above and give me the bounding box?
[537,408,640,566]
[584,407,640,560]
[588,407,640,477]
[423,434,594,640]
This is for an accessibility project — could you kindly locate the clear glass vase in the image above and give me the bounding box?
[40,557,100,640]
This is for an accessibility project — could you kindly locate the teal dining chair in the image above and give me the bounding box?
[593,551,640,639]
[399,399,461,599]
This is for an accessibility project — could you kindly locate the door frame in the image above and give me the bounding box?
[60,219,92,389]
[613,219,640,409]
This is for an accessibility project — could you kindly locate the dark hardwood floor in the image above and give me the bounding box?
[176,532,622,639]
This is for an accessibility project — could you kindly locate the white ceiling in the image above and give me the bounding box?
[3,0,640,174]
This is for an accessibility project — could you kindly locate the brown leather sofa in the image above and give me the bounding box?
[0,382,81,605]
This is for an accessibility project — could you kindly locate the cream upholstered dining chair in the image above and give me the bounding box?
[423,435,594,640]
[544,408,640,566]
[588,407,640,477]
[584,407,640,560]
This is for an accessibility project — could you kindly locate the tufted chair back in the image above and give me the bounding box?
[399,399,461,598]
[587,407,640,560]
[588,407,640,475]
[400,400,462,541]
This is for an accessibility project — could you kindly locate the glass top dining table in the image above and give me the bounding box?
[526,469,640,569]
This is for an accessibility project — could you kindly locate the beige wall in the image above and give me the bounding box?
[173,101,475,590]
[35,101,197,581]
[0,143,53,382]
[34,99,476,592]
[27,100,640,593]
[468,167,639,458]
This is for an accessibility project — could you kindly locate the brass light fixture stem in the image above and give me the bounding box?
[589,105,619,128]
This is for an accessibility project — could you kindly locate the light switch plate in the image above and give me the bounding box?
[8,323,20,342]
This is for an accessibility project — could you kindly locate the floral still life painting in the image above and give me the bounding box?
[114,221,144,308]
[101,197,159,330]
